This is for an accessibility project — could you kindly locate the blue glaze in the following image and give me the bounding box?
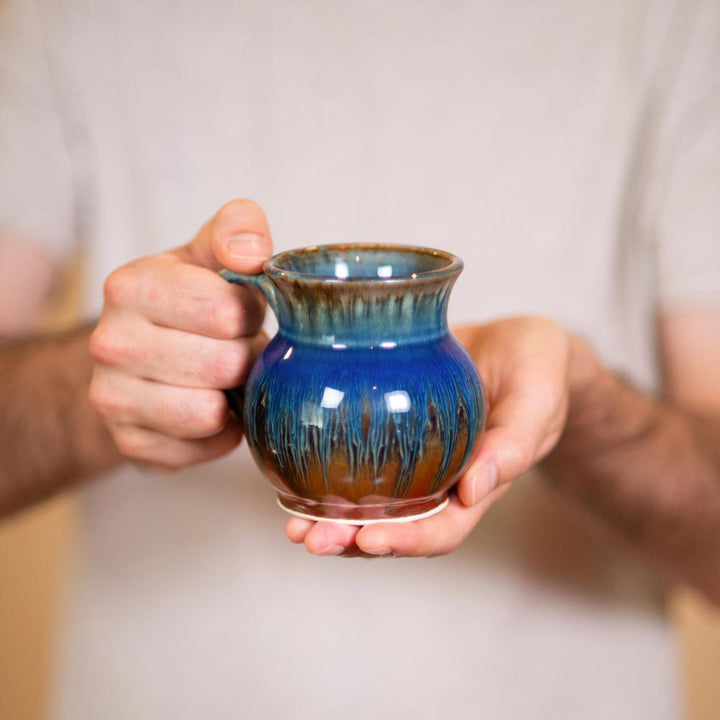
[224,243,486,522]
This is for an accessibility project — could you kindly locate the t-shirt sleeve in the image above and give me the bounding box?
[652,0,720,310]
[0,0,77,263]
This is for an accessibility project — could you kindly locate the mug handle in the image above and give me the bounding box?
[220,269,280,317]
[219,270,279,422]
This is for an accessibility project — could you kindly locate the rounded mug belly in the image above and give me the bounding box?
[238,333,485,523]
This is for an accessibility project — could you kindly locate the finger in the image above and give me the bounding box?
[176,199,273,274]
[285,516,315,544]
[91,319,266,389]
[102,259,266,339]
[110,418,244,470]
[355,487,510,558]
[90,368,231,440]
[455,321,570,508]
[301,521,360,556]
[456,384,567,507]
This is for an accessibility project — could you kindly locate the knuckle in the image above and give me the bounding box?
[87,376,106,415]
[180,391,228,437]
[89,323,121,365]
[205,300,243,339]
[88,377,122,420]
[103,263,139,308]
[200,391,229,433]
[208,342,251,388]
[113,427,149,461]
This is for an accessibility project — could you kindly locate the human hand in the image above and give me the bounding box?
[286,317,600,556]
[88,200,273,471]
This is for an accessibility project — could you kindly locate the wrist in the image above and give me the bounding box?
[564,334,606,427]
[557,334,658,455]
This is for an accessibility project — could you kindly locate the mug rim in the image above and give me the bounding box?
[265,243,463,282]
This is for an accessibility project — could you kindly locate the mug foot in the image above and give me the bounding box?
[276,493,449,525]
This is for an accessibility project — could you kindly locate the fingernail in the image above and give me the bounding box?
[227,233,269,260]
[319,544,346,556]
[470,462,498,505]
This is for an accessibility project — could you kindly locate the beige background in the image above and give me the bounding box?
[0,264,719,719]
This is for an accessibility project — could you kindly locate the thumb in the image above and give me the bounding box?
[176,198,273,273]
[455,384,567,507]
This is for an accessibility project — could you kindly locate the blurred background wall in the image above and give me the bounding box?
[0,260,719,720]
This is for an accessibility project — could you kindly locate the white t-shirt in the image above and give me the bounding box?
[2,1,719,718]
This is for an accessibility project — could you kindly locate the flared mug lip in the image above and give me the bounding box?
[264,242,464,283]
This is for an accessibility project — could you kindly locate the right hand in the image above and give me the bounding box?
[88,199,273,471]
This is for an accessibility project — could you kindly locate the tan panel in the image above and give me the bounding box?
[0,500,75,720]
[673,589,720,720]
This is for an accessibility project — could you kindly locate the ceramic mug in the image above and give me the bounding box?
[223,243,485,524]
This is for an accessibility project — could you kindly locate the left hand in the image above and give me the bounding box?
[285,317,599,557]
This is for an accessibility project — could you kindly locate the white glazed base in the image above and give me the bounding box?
[276,495,449,525]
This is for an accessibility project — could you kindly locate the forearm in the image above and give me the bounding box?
[0,323,122,518]
[545,337,720,602]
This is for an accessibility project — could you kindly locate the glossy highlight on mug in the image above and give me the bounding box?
[224,243,486,523]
